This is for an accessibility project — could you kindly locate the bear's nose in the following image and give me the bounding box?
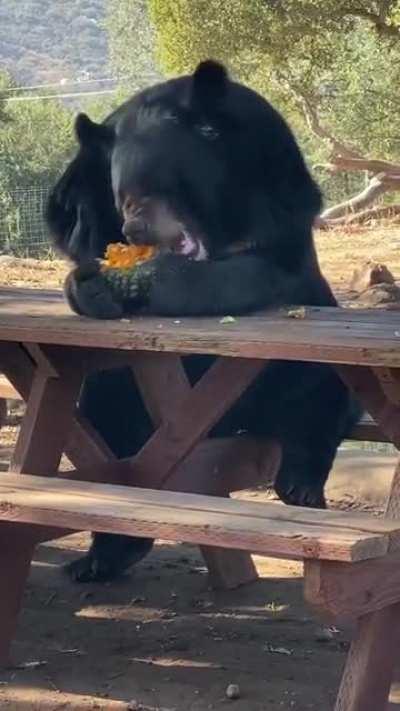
[121,195,137,221]
[122,216,147,241]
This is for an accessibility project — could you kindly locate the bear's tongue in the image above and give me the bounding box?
[177,229,208,261]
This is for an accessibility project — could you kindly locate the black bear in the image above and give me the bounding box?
[46,61,358,582]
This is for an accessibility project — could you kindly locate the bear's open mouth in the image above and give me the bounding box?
[174,229,208,261]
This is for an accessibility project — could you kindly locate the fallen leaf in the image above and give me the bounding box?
[13,660,48,670]
[286,307,306,319]
[264,644,293,656]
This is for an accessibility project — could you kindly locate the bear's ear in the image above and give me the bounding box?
[75,113,114,148]
[191,60,228,108]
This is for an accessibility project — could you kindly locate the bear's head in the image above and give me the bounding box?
[48,60,321,265]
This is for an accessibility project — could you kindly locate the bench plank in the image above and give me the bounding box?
[0,474,398,563]
[3,473,399,536]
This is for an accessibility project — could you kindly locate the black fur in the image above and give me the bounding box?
[46,61,359,583]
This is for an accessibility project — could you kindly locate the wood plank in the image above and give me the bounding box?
[10,367,81,476]
[332,454,400,709]
[4,472,400,538]
[349,414,388,442]
[0,375,21,400]
[200,547,258,590]
[131,352,189,425]
[0,535,35,664]
[0,342,117,474]
[129,353,259,589]
[373,367,400,406]
[1,287,400,366]
[162,436,281,496]
[128,357,266,487]
[304,551,400,620]
[333,604,400,711]
[337,364,400,447]
[0,474,394,562]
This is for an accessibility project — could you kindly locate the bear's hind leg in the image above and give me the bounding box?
[65,368,155,582]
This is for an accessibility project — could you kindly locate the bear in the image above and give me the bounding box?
[46,60,359,582]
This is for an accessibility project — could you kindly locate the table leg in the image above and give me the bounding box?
[0,399,7,431]
[0,529,35,665]
[129,354,267,589]
[11,368,81,475]
[0,347,82,663]
[334,604,400,711]
[200,547,258,590]
[334,459,400,710]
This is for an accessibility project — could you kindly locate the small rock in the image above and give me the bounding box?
[226,683,240,700]
[127,701,141,711]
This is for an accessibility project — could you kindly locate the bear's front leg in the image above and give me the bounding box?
[65,262,125,319]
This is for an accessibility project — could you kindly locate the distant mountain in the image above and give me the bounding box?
[0,0,110,86]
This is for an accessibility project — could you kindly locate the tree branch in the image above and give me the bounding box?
[286,76,400,228]
[326,156,400,174]
[283,80,362,159]
[342,5,400,39]
[318,203,400,228]
[320,175,392,219]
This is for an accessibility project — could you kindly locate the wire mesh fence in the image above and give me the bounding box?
[0,184,54,258]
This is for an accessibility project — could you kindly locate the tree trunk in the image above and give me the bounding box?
[321,176,389,220]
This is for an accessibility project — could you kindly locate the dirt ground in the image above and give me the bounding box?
[0,415,356,711]
[0,222,399,293]
[0,225,400,710]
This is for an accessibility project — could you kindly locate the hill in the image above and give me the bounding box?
[0,0,109,86]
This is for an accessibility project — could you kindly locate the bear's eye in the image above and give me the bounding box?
[196,123,219,140]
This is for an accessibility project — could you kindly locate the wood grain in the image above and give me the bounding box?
[304,551,400,620]
[129,352,260,588]
[10,368,81,476]
[332,447,400,708]
[334,604,400,711]
[1,287,400,366]
[0,474,395,563]
[0,535,35,664]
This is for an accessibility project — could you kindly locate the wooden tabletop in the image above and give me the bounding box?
[0,286,399,366]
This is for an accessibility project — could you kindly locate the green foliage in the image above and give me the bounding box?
[0,68,75,254]
[105,0,160,88]
[148,0,400,205]
[1,94,73,188]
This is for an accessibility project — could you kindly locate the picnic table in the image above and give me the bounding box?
[1,285,400,710]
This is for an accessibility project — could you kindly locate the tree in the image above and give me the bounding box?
[148,0,400,221]
[105,0,161,89]
[0,71,75,254]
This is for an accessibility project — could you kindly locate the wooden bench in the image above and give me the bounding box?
[1,472,400,611]
[2,470,400,711]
